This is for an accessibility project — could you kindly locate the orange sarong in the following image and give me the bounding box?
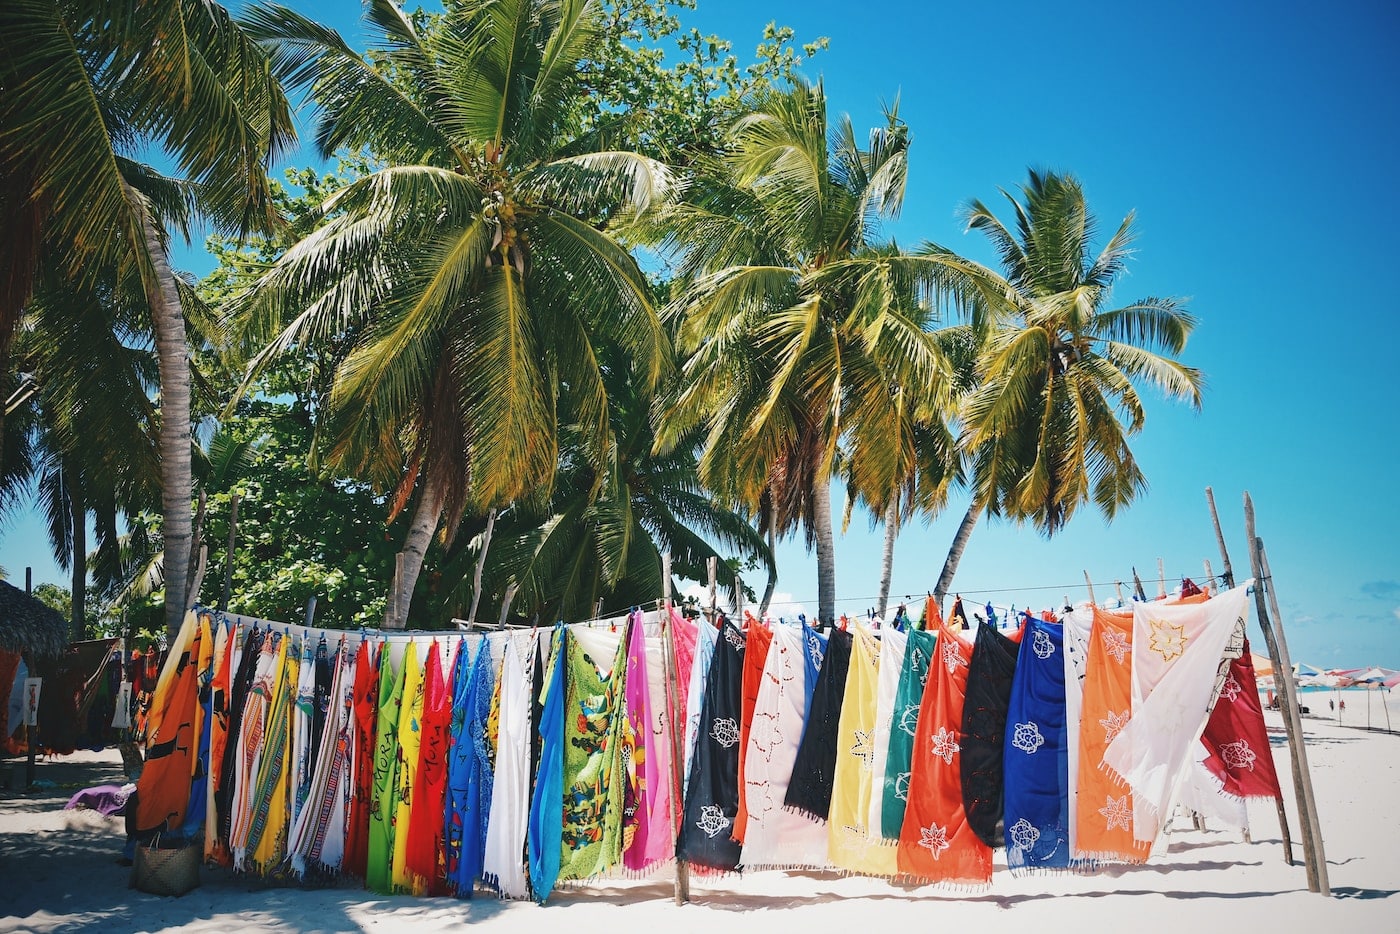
[897,622,990,885]
[732,619,773,843]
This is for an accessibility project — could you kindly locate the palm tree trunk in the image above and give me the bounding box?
[876,498,899,619]
[465,508,497,625]
[812,478,837,627]
[127,183,193,641]
[69,466,86,641]
[385,475,444,629]
[758,523,777,616]
[933,500,982,604]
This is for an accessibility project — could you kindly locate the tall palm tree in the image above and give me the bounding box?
[235,0,673,627]
[652,82,959,626]
[929,169,1204,600]
[0,0,295,636]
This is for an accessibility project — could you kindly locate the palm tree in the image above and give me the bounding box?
[929,169,1204,601]
[235,0,673,628]
[0,0,295,636]
[438,357,774,625]
[652,82,960,627]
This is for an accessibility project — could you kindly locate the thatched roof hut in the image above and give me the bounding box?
[0,580,69,657]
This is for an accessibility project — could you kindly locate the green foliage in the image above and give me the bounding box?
[570,1,829,161]
[192,400,412,629]
[31,582,70,617]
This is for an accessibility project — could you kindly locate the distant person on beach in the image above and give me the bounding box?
[1329,698,1335,712]
[1339,698,1346,712]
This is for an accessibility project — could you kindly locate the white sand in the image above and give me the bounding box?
[1,709,1396,933]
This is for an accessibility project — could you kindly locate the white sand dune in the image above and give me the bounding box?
[1,709,1396,933]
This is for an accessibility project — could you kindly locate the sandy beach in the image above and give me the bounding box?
[1,707,1395,933]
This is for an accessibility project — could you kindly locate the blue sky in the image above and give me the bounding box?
[3,0,1397,668]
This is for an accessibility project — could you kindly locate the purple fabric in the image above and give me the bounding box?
[65,783,131,817]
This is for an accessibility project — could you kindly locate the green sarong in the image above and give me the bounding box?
[367,650,403,893]
[880,627,935,839]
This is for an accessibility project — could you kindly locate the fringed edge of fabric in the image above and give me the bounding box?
[1069,848,1149,866]
[885,873,994,893]
[780,803,830,824]
[738,859,834,872]
[478,871,533,901]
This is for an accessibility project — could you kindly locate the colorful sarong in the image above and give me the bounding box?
[406,641,453,889]
[866,627,905,836]
[1199,638,1283,801]
[960,619,1022,847]
[732,620,773,843]
[1003,618,1070,872]
[366,646,403,893]
[828,625,897,875]
[134,611,203,836]
[344,640,379,878]
[391,641,426,893]
[623,611,670,872]
[527,626,566,903]
[678,619,745,872]
[784,628,851,821]
[897,624,989,886]
[880,627,934,840]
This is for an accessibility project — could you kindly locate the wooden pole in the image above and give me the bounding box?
[1252,526,1329,895]
[1156,557,1167,598]
[1203,559,1215,596]
[1114,580,1125,606]
[1131,567,1147,601]
[23,569,34,787]
[1082,570,1097,607]
[183,543,209,614]
[466,508,497,627]
[497,581,519,629]
[707,557,718,622]
[304,594,317,628]
[1206,486,1235,588]
[219,491,240,611]
[660,552,690,905]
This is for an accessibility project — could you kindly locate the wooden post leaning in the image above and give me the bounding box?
[1082,571,1097,607]
[659,553,691,905]
[1244,494,1328,894]
[1252,525,1330,896]
[1208,489,1291,862]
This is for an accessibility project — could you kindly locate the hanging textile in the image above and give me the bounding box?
[313,643,356,873]
[784,628,852,821]
[739,621,829,869]
[677,618,745,873]
[133,611,203,837]
[1199,639,1283,801]
[366,646,403,893]
[828,625,897,875]
[1003,618,1070,873]
[683,614,719,794]
[406,641,454,890]
[230,630,277,867]
[1060,608,1092,860]
[880,626,934,840]
[557,625,628,882]
[800,620,827,721]
[391,641,426,893]
[311,635,333,765]
[960,618,1022,848]
[205,619,234,865]
[344,640,379,878]
[670,608,697,736]
[288,639,352,876]
[1103,582,1253,844]
[248,633,297,873]
[180,614,217,845]
[866,626,905,836]
[484,633,535,899]
[622,611,668,873]
[447,638,496,895]
[1074,606,1149,863]
[219,625,263,857]
[732,620,773,843]
[288,636,317,841]
[897,623,989,886]
[528,626,566,903]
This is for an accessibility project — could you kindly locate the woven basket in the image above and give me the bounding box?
[132,839,200,897]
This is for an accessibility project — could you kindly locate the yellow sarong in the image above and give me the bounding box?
[391,641,426,893]
[828,625,898,875]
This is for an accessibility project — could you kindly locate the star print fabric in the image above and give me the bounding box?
[678,619,745,872]
[828,625,897,874]
[1003,618,1071,873]
[959,618,1022,848]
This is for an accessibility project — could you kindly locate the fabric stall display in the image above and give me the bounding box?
[678,619,746,873]
[1002,618,1071,873]
[130,582,1279,907]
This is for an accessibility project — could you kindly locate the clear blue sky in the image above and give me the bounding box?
[4,0,1397,668]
